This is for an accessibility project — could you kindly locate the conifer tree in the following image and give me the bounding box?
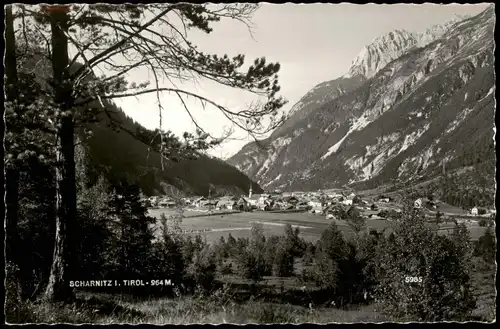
[10,3,287,302]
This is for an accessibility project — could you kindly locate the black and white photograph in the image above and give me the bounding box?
[3,2,496,324]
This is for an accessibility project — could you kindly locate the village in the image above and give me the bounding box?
[142,185,495,227]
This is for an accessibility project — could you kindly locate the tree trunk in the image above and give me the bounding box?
[4,6,23,306]
[4,4,20,264]
[45,8,77,303]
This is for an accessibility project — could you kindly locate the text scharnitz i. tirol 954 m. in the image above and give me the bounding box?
[69,279,173,287]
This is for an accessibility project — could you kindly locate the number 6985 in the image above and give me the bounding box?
[405,276,423,283]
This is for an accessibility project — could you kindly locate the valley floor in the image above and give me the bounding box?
[149,208,490,244]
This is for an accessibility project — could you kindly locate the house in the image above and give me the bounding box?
[140,198,152,208]
[323,204,343,216]
[194,196,214,208]
[284,196,299,205]
[159,199,177,208]
[328,192,343,199]
[326,213,335,220]
[247,194,262,207]
[273,200,287,210]
[471,207,478,216]
[193,196,207,207]
[205,200,219,209]
[379,198,390,203]
[414,198,423,209]
[342,199,353,206]
[236,197,250,211]
[148,196,160,207]
[414,197,435,210]
[308,200,323,213]
[217,196,237,210]
[296,201,310,211]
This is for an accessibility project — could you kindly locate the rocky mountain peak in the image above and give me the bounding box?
[345,15,473,80]
[345,29,418,79]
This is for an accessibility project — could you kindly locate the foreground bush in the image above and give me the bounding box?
[474,227,496,264]
[373,208,476,321]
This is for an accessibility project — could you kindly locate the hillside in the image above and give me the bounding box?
[228,6,495,196]
[84,105,263,197]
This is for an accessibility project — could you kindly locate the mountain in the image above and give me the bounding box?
[415,14,471,47]
[346,29,419,79]
[228,6,495,194]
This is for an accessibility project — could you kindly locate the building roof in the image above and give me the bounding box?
[218,199,236,205]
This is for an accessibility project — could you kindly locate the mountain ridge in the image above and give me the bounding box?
[228,6,495,194]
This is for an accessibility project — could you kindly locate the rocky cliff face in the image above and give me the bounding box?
[228,6,495,191]
[346,29,418,79]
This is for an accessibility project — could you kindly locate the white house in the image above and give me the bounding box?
[308,200,323,213]
[194,196,208,207]
[414,198,423,209]
[471,207,478,216]
[308,200,322,208]
[342,199,353,206]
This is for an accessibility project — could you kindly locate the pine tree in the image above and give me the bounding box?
[11,3,287,302]
[312,222,350,295]
[105,181,156,279]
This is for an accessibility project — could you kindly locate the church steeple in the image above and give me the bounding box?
[249,183,253,199]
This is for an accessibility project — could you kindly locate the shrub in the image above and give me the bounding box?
[104,182,157,279]
[478,218,489,227]
[346,207,366,233]
[474,227,496,263]
[186,245,217,291]
[353,233,380,296]
[373,208,476,321]
[272,239,295,277]
[236,223,267,281]
[236,250,265,281]
[311,222,350,296]
[284,224,305,257]
[388,209,402,220]
[75,176,112,280]
[302,242,315,266]
[263,235,281,275]
[150,234,185,288]
[378,210,389,218]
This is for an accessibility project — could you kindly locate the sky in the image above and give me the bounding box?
[108,3,490,159]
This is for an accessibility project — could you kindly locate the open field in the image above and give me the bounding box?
[148,209,489,244]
